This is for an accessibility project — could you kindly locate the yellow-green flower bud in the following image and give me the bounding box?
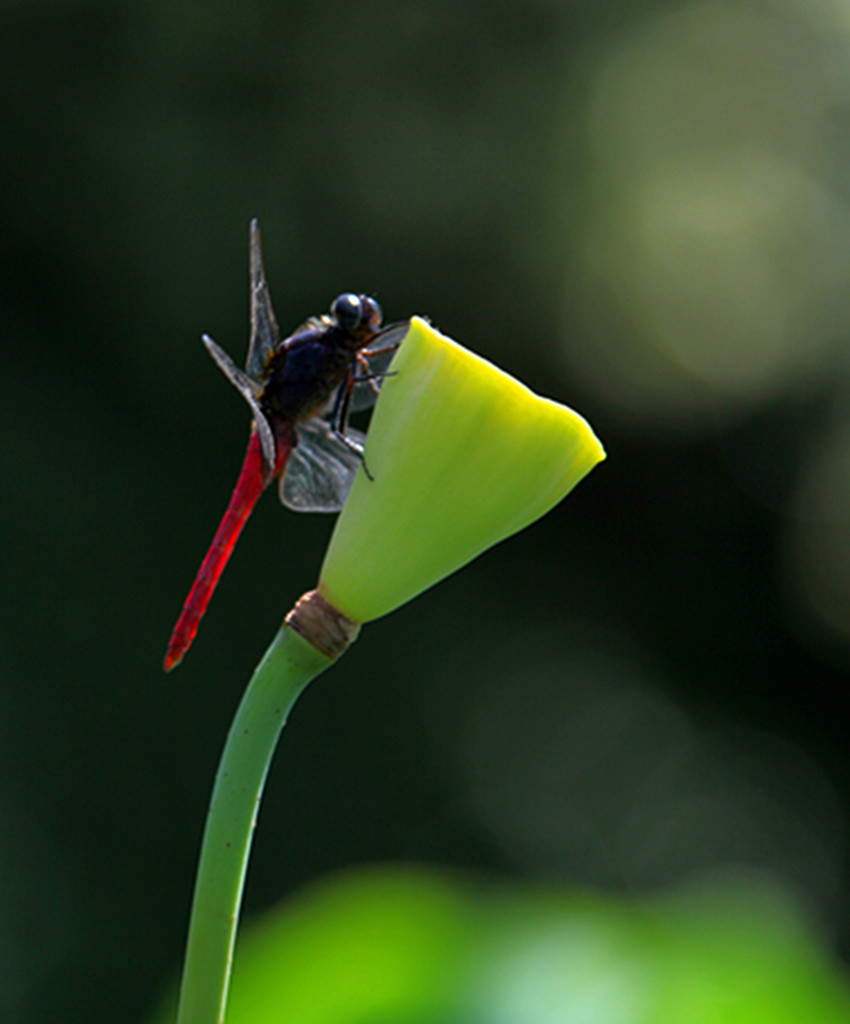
[319,317,605,624]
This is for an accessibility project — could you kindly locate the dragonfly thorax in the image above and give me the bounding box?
[259,324,362,424]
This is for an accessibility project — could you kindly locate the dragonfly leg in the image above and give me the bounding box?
[333,426,373,480]
[360,341,401,357]
[329,373,374,480]
[354,351,397,398]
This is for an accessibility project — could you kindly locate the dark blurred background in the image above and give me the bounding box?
[2,1,850,1021]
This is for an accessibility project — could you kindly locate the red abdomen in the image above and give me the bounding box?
[164,429,290,671]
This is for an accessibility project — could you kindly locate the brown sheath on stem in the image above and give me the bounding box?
[284,589,360,660]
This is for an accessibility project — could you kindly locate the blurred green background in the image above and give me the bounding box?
[3,0,850,1021]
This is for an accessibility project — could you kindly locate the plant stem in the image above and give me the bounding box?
[175,623,333,1024]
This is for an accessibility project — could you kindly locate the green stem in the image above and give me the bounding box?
[175,623,333,1024]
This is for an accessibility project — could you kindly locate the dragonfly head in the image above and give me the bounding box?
[331,293,383,342]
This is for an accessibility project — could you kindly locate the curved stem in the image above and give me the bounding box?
[175,624,334,1024]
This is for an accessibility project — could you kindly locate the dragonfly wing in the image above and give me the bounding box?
[280,418,366,512]
[246,219,281,380]
[202,333,277,474]
[350,320,410,412]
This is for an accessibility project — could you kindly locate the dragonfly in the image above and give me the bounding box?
[164,220,408,671]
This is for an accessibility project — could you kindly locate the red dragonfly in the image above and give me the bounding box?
[164,220,407,671]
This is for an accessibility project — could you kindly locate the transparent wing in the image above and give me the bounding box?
[202,333,277,474]
[246,219,281,380]
[349,320,410,412]
[280,418,367,513]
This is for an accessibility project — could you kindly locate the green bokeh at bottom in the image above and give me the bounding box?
[155,865,850,1024]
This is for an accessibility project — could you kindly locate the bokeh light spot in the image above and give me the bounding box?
[565,0,850,427]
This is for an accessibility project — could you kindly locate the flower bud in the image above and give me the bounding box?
[319,317,605,623]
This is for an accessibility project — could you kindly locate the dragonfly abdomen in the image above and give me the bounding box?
[164,429,291,671]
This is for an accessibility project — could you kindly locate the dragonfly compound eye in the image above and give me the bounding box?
[359,296,383,330]
[331,293,365,332]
